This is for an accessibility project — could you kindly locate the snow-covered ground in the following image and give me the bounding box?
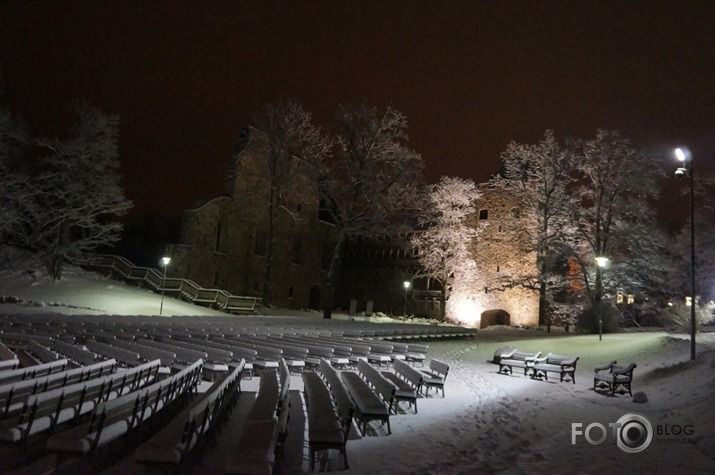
[1,260,714,473]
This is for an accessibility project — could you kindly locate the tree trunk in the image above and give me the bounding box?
[322,234,346,319]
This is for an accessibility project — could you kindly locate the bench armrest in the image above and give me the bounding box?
[612,363,636,375]
[559,357,578,367]
[594,361,617,373]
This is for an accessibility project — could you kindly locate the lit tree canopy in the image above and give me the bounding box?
[411,176,480,319]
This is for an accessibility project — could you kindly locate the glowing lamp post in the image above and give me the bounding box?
[403,280,411,317]
[159,256,171,316]
[595,256,609,341]
[675,147,696,361]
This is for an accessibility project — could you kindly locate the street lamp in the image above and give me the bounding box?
[675,146,696,361]
[403,280,411,316]
[595,256,609,341]
[159,256,171,316]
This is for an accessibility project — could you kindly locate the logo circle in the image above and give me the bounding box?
[615,413,653,454]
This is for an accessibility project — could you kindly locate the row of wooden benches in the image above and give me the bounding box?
[302,357,450,470]
[10,326,430,384]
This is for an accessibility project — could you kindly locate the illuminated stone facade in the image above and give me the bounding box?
[168,129,539,325]
[451,183,539,327]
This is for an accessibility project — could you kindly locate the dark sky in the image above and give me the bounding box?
[1,1,714,223]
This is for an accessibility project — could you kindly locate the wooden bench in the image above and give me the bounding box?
[594,361,637,396]
[225,367,283,475]
[404,343,429,367]
[340,361,392,436]
[46,359,203,465]
[0,359,116,419]
[51,340,98,366]
[302,371,354,470]
[135,359,244,468]
[0,359,69,385]
[498,350,542,376]
[532,353,579,383]
[86,339,141,367]
[357,359,403,415]
[420,359,449,397]
[0,359,20,372]
[381,358,422,413]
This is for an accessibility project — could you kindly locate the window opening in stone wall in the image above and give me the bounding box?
[479,209,489,220]
[215,221,222,251]
[617,293,624,304]
[288,286,294,298]
[497,265,500,272]
[254,280,260,292]
[511,207,521,219]
[292,237,302,265]
[627,294,635,304]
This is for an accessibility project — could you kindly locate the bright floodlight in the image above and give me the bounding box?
[161,256,171,266]
[403,280,411,290]
[595,256,609,268]
[675,147,688,162]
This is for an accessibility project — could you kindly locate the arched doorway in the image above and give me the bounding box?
[480,309,511,329]
[308,285,321,311]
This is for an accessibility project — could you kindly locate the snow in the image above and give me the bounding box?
[1,261,715,473]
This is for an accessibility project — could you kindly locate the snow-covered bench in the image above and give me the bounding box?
[135,359,244,468]
[341,362,393,436]
[594,361,637,396]
[420,359,449,397]
[380,358,421,413]
[302,370,354,470]
[532,353,579,383]
[497,350,542,376]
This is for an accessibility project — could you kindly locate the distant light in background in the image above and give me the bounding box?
[160,256,171,315]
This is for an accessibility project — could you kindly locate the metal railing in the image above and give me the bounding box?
[73,254,262,314]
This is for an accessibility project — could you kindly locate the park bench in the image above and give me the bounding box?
[302,370,354,470]
[0,359,20,372]
[134,359,244,468]
[497,350,542,376]
[381,358,422,413]
[46,359,203,467]
[0,359,69,385]
[532,353,579,383]
[594,361,637,396]
[420,359,450,397]
[225,364,287,475]
[86,339,141,367]
[51,340,98,366]
[405,343,429,367]
[0,359,116,419]
[341,361,392,436]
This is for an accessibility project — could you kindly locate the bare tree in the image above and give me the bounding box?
[28,102,133,279]
[410,176,480,319]
[319,104,424,318]
[570,129,666,331]
[246,101,331,306]
[0,105,31,244]
[491,130,577,330]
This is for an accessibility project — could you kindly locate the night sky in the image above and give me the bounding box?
[1,1,714,224]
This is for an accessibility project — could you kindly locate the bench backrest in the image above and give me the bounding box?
[429,359,450,378]
[0,359,69,385]
[51,340,97,366]
[511,351,541,361]
[393,358,423,387]
[357,359,397,403]
[544,354,579,366]
[613,362,637,377]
